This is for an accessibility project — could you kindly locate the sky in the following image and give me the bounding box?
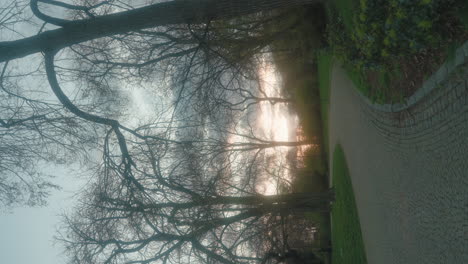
[0,1,299,263]
[0,2,73,263]
[0,165,88,264]
[0,61,293,264]
[0,57,294,264]
[255,56,298,194]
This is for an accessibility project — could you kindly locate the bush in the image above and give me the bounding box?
[329,0,462,70]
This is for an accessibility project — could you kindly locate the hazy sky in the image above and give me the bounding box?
[0,165,88,264]
[0,59,292,264]
[0,1,296,263]
[0,3,170,262]
[0,2,71,263]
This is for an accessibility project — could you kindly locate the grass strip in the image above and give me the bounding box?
[331,145,367,264]
[317,51,333,155]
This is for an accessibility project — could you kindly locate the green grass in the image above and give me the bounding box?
[331,145,367,264]
[317,51,333,155]
[328,0,356,33]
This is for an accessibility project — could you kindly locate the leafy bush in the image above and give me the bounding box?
[329,0,462,70]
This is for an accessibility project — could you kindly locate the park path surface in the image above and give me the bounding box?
[328,59,468,263]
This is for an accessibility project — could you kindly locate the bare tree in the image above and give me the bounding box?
[0,1,103,208]
[0,2,329,260]
[0,0,323,62]
[58,138,333,264]
[0,2,335,263]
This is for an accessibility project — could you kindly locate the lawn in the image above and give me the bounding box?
[316,54,368,264]
[331,145,367,264]
[317,51,332,155]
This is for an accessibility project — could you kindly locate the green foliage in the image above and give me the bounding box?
[329,0,357,32]
[294,76,323,137]
[326,0,467,103]
[271,5,327,64]
[328,0,460,70]
[270,5,328,168]
[331,145,367,264]
[456,4,468,29]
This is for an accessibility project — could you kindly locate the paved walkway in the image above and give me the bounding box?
[328,61,468,263]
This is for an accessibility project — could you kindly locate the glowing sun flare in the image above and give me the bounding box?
[256,57,295,195]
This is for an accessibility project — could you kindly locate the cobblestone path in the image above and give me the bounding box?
[328,61,468,263]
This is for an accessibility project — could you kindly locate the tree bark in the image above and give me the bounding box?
[255,97,294,104]
[0,0,322,62]
[256,190,335,213]
[224,140,313,152]
[200,190,335,213]
[137,190,334,213]
[262,140,313,148]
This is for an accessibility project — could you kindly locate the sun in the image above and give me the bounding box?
[256,56,295,195]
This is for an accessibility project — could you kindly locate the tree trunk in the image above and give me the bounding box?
[0,0,322,62]
[212,189,334,214]
[226,140,313,152]
[257,190,335,213]
[263,140,313,148]
[256,97,294,104]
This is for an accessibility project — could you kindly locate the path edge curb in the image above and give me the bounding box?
[357,41,468,113]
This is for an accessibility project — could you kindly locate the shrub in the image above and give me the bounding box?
[329,0,462,70]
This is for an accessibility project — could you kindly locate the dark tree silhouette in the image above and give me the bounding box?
[58,138,334,264]
[0,0,326,209]
[0,1,334,263]
[0,0,323,62]
[1,3,332,263]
